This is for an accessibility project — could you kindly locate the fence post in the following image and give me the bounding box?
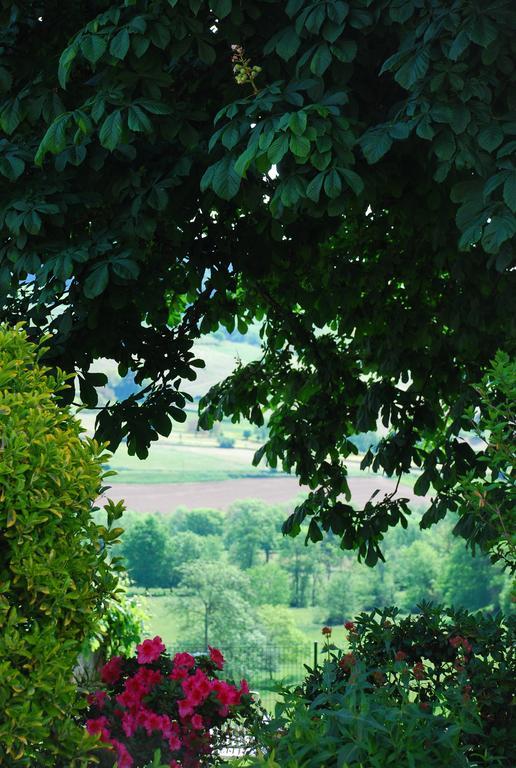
[313,641,318,669]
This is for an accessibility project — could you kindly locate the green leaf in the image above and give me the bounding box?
[414,472,431,496]
[34,113,71,165]
[478,125,504,152]
[466,16,497,48]
[58,45,78,89]
[84,264,109,299]
[310,44,332,76]
[211,155,241,200]
[268,134,289,164]
[306,172,325,202]
[234,146,256,177]
[324,168,342,199]
[482,214,516,253]
[448,31,470,61]
[288,111,307,137]
[450,104,470,134]
[137,99,173,115]
[99,111,123,151]
[212,0,232,18]
[111,258,140,280]
[80,35,107,64]
[332,40,357,63]
[110,29,130,60]
[340,168,364,196]
[197,39,216,65]
[395,49,430,89]
[24,210,42,235]
[128,105,152,133]
[503,173,516,212]
[433,130,456,161]
[276,27,301,61]
[221,124,241,150]
[290,134,311,158]
[360,129,393,164]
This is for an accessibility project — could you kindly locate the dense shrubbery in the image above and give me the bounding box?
[0,325,124,766]
[247,604,515,767]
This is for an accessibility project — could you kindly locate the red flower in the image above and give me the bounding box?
[174,652,196,669]
[100,656,123,685]
[419,701,430,711]
[322,626,332,636]
[209,646,225,670]
[191,714,204,730]
[344,621,355,631]
[412,661,425,680]
[136,636,166,664]
[111,739,133,768]
[338,653,356,671]
[87,690,108,709]
[395,650,408,662]
[86,716,110,742]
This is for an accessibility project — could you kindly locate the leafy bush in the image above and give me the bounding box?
[0,324,123,766]
[85,638,256,767]
[248,665,472,768]
[307,605,515,766]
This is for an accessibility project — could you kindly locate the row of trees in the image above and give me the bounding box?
[120,499,511,633]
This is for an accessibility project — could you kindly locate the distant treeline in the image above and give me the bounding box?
[118,500,512,620]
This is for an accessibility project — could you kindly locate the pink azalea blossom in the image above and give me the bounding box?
[137,636,166,664]
[100,656,123,685]
[174,652,196,669]
[208,646,225,670]
[191,714,204,730]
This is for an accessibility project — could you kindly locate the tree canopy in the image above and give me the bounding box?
[1,0,515,563]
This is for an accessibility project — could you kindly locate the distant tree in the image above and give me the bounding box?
[225,500,283,567]
[174,562,265,653]
[324,563,396,623]
[167,532,224,588]
[176,508,225,538]
[280,534,320,608]
[395,540,443,612]
[121,516,171,589]
[248,563,291,606]
[438,541,506,612]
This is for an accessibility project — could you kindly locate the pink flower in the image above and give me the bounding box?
[86,716,110,743]
[240,679,250,695]
[87,690,108,708]
[100,656,123,685]
[170,666,189,680]
[169,734,182,752]
[121,712,137,738]
[209,646,225,669]
[136,636,166,664]
[111,739,134,768]
[174,652,196,669]
[178,699,195,719]
[191,714,204,730]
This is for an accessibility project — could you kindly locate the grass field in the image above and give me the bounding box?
[104,443,287,484]
[132,593,347,650]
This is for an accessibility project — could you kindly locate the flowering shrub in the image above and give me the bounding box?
[85,637,254,767]
[242,604,514,768]
[303,604,515,766]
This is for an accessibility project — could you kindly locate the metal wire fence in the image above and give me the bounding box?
[182,642,318,712]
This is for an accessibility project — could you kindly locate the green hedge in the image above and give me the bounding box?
[0,324,124,766]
